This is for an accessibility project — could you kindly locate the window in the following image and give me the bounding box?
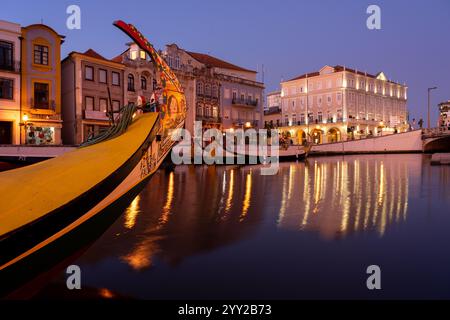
[34,82,49,109]
[212,106,218,118]
[85,96,94,111]
[0,78,13,99]
[197,82,204,95]
[205,84,211,96]
[127,74,135,91]
[34,45,48,65]
[337,92,342,103]
[99,98,108,112]
[141,76,147,90]
[112,72,120,86]
[318,112,323,122]
[130,50,138,60]
[212,85,218,98]
[292,114,297,125]
[232,91,237,100]
[284,115,289,126]
[0,41,13,70]
[300,113,305,124]
[99,69,107,84]
[85,66,94,81]
[112,100,120,112]
[140,51,146,60]
[197,104,203,117]
[240,93,245,101]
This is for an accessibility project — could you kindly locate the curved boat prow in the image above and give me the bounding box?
[0,21,186,294]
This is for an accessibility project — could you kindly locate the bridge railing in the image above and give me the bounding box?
[422,127,450,139]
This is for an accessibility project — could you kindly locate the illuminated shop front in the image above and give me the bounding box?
[26,125,55,145]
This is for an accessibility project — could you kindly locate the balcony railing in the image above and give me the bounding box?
[30,98,56,111]
[29,113,61,121]
[232,119,259,127]
[196,115,221,123]
[84,110,110,121]
[0,61,20,73]
[232,98,258,107]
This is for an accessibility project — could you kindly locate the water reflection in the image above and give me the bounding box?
[30,154,450,299]
[113,165,264,271]
[276,157,410,238]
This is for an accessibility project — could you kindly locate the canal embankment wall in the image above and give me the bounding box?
[309,130,423,156]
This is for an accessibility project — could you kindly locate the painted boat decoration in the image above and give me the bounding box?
[0,21,186,291]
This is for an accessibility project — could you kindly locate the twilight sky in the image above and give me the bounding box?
[2,0,449,123]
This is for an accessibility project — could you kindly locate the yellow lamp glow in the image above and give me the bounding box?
[22,114,29,122]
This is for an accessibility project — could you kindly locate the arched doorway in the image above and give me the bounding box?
[327,127,341,143]
[297,129,306,145]
[310,129,323,144]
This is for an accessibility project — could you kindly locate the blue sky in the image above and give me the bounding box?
[2,0,449,123]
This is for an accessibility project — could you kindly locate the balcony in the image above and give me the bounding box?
[232,98,258,107]
[30,99,56,113]
[196,115,221,123]
[0,61,20,73]
[84,110,109,121]
[232,119,259,128]
[29,113,61,121]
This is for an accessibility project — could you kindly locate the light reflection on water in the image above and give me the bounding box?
[35,154,450,299]
[276,157,409,238]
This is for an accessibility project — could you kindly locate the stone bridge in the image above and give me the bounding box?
[422,128,450,153]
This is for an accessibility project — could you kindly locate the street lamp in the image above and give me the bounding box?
[427,87,437,129]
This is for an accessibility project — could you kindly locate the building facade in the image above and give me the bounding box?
[20,24,65,145]
[438,100,450,129]
[61,49,125,145]
[264,90,282,128]
[0,20,21,144]
[112,42,155,107]
[280,65,408,144]
[163,44,264,133]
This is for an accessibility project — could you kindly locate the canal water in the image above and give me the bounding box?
[18,154,450,298]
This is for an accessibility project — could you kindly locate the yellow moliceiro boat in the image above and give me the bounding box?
[0,21,186,286]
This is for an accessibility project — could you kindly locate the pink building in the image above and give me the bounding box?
[280,65,408,144]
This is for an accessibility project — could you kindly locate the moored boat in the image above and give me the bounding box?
[0,21,186,295]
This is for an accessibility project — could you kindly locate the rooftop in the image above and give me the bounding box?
[286,65,402,85]
[64,49,124,65]
[186,51,256,73]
